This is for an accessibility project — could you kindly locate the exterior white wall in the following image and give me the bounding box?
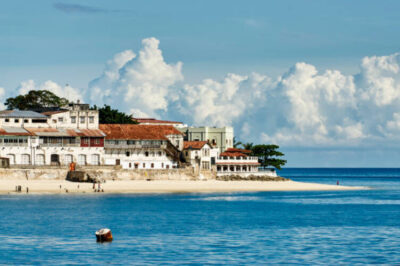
[48,110,99,129]
[104,148,177,169]
[166,134,184,151]
[0,118,48,128]
[183,144,213,170]
[0,136,104,166]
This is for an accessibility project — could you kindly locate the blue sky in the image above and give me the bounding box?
[1,0,400,167]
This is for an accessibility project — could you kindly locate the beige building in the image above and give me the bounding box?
[181,126,234,153]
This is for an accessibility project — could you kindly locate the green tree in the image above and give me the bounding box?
[233,137,243,148]
[4,90,69,110]
[241,142,254,151]
[94,105,138,124]
[252,144,286,170]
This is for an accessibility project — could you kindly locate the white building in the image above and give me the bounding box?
[0,107,105,166]
[42,103,99,130]
[183,141,218,170]
[216,148,265,177]
[100,124,182,170]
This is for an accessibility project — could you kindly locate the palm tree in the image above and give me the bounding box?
[233,137,243,148]
[241,142,254,151]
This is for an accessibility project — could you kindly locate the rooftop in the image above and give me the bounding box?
[99,124,182,140]
[0,110,48,119]
[183,141,209,150]
[134,118,183,125]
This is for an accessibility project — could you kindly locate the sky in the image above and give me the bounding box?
[1,0,400,167]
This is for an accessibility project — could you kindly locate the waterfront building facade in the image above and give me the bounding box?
[99,124,182,170]
[216,148,261,177]
[0,107,106,166]
[183,141,218,170]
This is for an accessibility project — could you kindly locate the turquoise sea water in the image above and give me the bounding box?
[1,168,400,264]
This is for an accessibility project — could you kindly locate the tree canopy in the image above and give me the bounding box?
[4,90,69,110]
[94,105,138,124]
[248,144,286,169]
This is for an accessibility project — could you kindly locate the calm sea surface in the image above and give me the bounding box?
[1,168,400,264]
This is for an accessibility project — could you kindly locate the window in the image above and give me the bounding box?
[94,138,100,145]
[14,119,19,123]
[80,116,85,123]
[58,117,63,122]
[185,151,188,156]
[143,163,146,168]
[71,116,76,123]
[32,119,47,123]
[5,118,9,123]
[158,151,162,156]
[83,138,89,145]
[89,116,94,123]
[126,151,130,157]
[52,119,57,123]
[91,154,100,165]
[24,119,29,123]
[161,163,164,168]
[151,163,154,168]
[145,152,149,157]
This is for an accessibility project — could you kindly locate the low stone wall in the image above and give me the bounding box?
[0,166,216,181]
[216,174,289,181]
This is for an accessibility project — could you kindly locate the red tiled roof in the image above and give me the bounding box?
[65,129,105,137]
[225,148,252,154]
[216,162,260,165]
[41,110,68,116]
[24,128,105,137]
[134,118,183,124]
[183,141,208,150]
[99,124,181,140]
[220,151,248,158]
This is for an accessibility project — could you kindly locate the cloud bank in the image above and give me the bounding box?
[2,38,400,147]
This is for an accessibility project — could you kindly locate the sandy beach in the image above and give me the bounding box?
[0,179,367,195]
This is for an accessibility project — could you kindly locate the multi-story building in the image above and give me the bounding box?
[99,124,183,170]
[180,126,234,153]
[182,141,218,170]
[0,107,105,166]
[216,148,261,177]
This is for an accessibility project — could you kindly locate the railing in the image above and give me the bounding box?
[0,143,29,147]
[217,156,259,161]
[104,144,165,149]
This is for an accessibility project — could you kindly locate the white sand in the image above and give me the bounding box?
[0,179,367,195]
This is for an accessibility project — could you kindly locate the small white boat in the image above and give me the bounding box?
[95,228,113,242]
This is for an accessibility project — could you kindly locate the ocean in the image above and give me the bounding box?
[1,168,400,264]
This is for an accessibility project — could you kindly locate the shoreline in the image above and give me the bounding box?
[0,180,368,195]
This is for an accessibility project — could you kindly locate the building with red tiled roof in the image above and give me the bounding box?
[183,141,208,150]
[216,147,261,177]
[99,124,183,170]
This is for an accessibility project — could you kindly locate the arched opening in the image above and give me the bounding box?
[21,154,30,165]
[64,154,73,165]
[36,154,45,165]
[51,154,60,165]
[91,154,100,165]
[78,154,86,165]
